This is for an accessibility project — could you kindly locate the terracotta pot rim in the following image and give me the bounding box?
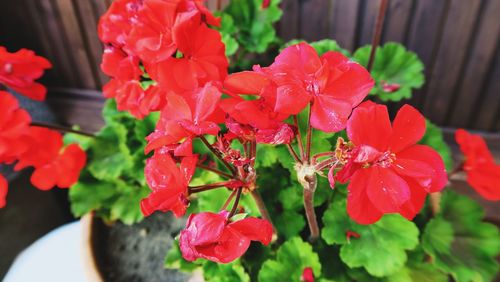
[81,213,105,282]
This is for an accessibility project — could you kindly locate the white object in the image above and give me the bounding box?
[4,221,87,282]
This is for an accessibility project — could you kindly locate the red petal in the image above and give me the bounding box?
[389,105,426,153]
[366,167,410,213]
[195,225,250,263]
[310,95,352,132]
[0,174,8,208]
[223,71,270,96]
[466,164,500,201]
[275,84,311,115]
[229,217,273,245]
[346,169,384,224]
[397,145,447,193]
[184,212,227,245]
[347,101,391,151]
[398,177,427,220]
[31,165,57,190]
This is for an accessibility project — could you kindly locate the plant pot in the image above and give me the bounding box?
[81,213,203,282]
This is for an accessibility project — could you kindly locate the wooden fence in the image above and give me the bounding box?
[0,0,499,132]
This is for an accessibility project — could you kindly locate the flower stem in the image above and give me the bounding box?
[430,192,441,215]
[286,144,302,163]
[196,163,233,179]
[251,190,277,236]
[367,0,389,72]
[305,104,313,163]
[228,187,243,218]
[199,135,236,176]
[189,182,231,194]
[303,174,319,241]
[221,189,238,210]
[293,115,305,159]
[31,121,95,137]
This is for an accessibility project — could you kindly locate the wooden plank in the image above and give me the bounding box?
[73,0,108,88]
[357,0,380,47]
[37,0,79,88]
[53,0,97,89]
[300,0,331,41]
[91,0,110,18]
[279,0,300,41]
[422,0,482,125]
[406,0,448,108]
[450,0,500,129]
[329,0,360,51]
[382,0,413,43]
[46,88,105,132]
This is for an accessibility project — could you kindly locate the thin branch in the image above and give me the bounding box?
[305,104,313,163]
[286,144,301,163]
[196,163,233,179]
[221,189,238,211]
[199,135,236,175]
[31,121,95,137]
[367,0,389,72]
[293,115,305,159]
[189,182,230,194]
[303,174,319,241]
[228,187,243,218]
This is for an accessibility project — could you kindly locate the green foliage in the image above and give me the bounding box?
[203,261,250,282]
[321,193,420,277]
[68,100,156,224]
[353,42,424,102]
[282,39,351,56]
[422,191,500,282]
[258,237,321,282]
[165,241,202,273]
[419,120,454,171]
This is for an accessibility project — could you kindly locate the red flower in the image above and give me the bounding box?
[301,267,315,282]
[262,0,271,9]
[335,101,447,224]
[147,13,228,94]
[259,43,374,132]
[222,72,295,144]
[145,82,222,153]
[0,174,7,208]
[141,148,198,217]
[455,129,500,201]
[179,211,273,263]
[0,47,51,101]
[98,0,142,46]
[101,46,141,80]
[15,127,86,190]
[0,91,31,163]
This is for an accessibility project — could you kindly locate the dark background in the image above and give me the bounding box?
[0,0,499,279]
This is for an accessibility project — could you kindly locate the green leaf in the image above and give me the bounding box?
[273,209,306,239]
[258,237,321,282]
[321,194,419,277]
[422,191,500,282]
[203,260,250,282]
[353,42,424,102]
[109,181,149,225]
[419,120,453,171]
[282,39,351,57]
[87,122,134,181]
[69,176,117,217]
[384,263,448,282]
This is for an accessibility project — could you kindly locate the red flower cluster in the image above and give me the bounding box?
[99,0,227,119]
[455,129,500,201]
[180,211,272,263]
[0,47,52,101]
[224,43,374,134]
[0,48,86,208]
[331,102,447,224]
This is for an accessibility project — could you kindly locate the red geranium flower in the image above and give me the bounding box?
[101,46,142,80]
[455,129,500,201]
[301,267,315,282]
[335,101,447,224]
[179,211,273,263]
[0,91,31,163]
[141,148,198,217]
[147,13,228,94]
[98,0,142,46]
[15,127,86,190]
[0,47,51,101]
[0,174,7,208]
[145,82,222,153]
[258,43,374,132]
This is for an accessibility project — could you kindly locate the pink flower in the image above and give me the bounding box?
[179,211,273,263]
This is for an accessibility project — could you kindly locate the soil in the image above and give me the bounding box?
[91,213,190,282]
